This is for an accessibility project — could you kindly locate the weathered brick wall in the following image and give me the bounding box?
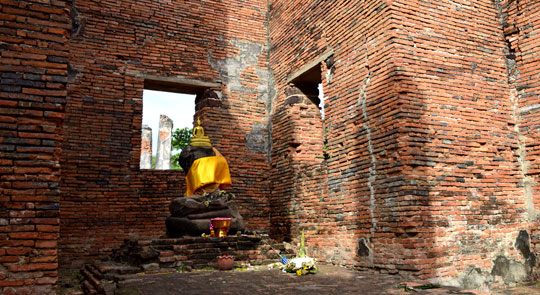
[269,85,328,243]
[269,0,539,288]
[390,0,531,287]
[269,0,406,270]
[5,0,539,290]
[0,0,70,293]
[499,0,540,277]
[61,0,272,268]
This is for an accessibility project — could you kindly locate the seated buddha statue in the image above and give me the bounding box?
[179,119,231,196]
[166,119,245,237]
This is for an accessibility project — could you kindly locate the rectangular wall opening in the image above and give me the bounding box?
[141,89,196,170]
[288,59,329,160]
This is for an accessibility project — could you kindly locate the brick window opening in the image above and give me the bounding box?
[140,89,195,170]
[291,63,322,107]
[287,59,328,160]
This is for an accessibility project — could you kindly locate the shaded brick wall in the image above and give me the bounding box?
[61,0,272,268]
[269,0,540,288]
[0,0,70,293]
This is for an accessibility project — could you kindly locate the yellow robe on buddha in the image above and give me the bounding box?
[185,156,232,197]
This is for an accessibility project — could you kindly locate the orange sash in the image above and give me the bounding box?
[185,156,231,196]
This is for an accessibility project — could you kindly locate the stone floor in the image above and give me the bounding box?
[99,265,540,295]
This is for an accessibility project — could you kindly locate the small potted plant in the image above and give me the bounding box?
[216,254,235,271]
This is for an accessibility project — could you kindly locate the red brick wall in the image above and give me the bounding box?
[5,0,539,289]
[269,0,404,270]
[269,84,328,242]
[269,0,539,288]
[391,0,529,286]
[61,0,272,268]
[500,0,540,274]
[0,0,70,293]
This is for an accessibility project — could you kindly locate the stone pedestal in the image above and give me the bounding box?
[112,235,291,270]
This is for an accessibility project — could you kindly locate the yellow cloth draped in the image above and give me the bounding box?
[185,156,232,197]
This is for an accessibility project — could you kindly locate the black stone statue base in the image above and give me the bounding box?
[166,216,243,237]
[165,190,245,237]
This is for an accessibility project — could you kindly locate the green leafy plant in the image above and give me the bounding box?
[297,229,306,258]
[172,127,192,150]
[199,266,217,271]
[171,127,193,170]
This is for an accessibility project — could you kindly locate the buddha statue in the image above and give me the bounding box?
[180,118,231,196]
[166,119,245,237]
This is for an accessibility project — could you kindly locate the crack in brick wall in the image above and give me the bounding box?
[357,73,377,266]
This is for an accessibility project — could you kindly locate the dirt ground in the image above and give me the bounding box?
[90,265,540,295]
